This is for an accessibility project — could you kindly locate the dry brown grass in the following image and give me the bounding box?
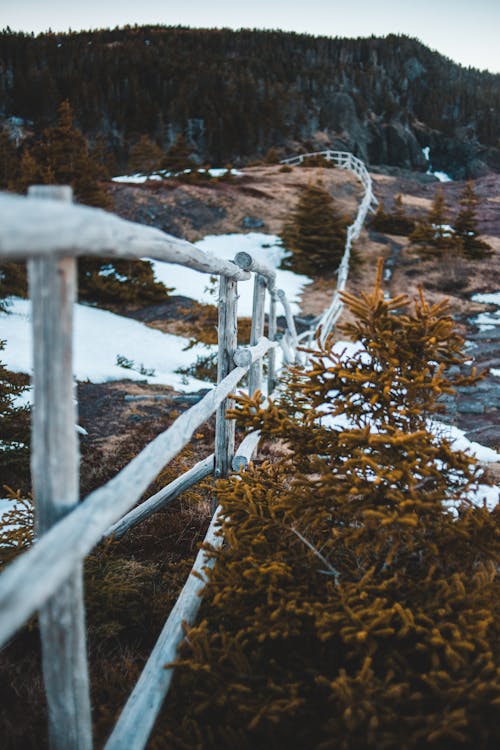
[1,385,218,749]
[111,164,363,244]
[399,194,433,210]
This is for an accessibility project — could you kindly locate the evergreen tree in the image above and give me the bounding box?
[14,102,171,306]
[1,146,46,305]
[281,181,347,275]
[0,139,31,483]
[264,146,279,164]
[409,189,461,259]
[162,133,194,173]
[0,130,19,189]
[371,198,389,230]
[454,182,492,260]
[78,259,172,306]
[0,266,30,493]
[160,269,498,749]
[13,148,43,194]
[0,138,31,308]
[0,263,27,301]
[90,134,115,181]
[371,194,415,235]
[0,336,30,493]
[128,135,165,174]
[35,100,111,208]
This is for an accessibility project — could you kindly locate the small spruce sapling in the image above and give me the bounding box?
[280,181,348,275]
[128,135,165,174]
[159,263,498,750]
[371,194,415,235]
[454,182,492,260]
[0,338,31,495]
[409,188,461,259]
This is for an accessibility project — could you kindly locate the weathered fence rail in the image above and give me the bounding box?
[0,150,375,749]
[281,149,377,343]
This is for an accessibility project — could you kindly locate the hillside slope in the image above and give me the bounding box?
[1,28,500,176]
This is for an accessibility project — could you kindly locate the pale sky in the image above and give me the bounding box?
[2,0,500,74]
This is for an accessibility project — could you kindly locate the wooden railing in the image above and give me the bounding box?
[281,149,378,344]
[0,150,376,749]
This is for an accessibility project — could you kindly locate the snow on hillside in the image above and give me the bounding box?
[472,292,500,306]
[470,291,500,331]
[149,232,311,316]
[112,168,244,184]
[112,173,163,184]
[0,298,215,394]
[0,233,309,403]
[422,146,453,182]
[433,171,453,183]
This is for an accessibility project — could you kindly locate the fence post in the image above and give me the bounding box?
[277,289,299,363]
[214,274,238,503]
[27,185,92,750]
[267,290,277,394]
[248,273,266,396]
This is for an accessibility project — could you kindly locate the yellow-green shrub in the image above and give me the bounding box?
[158,270,499,749]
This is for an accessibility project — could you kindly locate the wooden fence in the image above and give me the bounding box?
[281,150,378,343]
[0,151,376,749]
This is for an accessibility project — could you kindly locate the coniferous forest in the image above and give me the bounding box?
[1,27,500,177]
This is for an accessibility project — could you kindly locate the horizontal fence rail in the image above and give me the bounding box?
[0,336,276,648]
[104,454,216,540]
[281,149,377,344]
[0,150,375,750]
[104,506,224,750]
[0,191,250,280]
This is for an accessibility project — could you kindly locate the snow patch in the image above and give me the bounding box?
[433,171,453,183]
[422,146,453,182]
[467,484,500,511]
[475,315,499,331]
[0,298,215,391]
[112,168,243,184]
[112,173,163,184]
[428,420,500,463]
[203,168,244,178]
[469,291,500,331]
[471,291,500,306]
